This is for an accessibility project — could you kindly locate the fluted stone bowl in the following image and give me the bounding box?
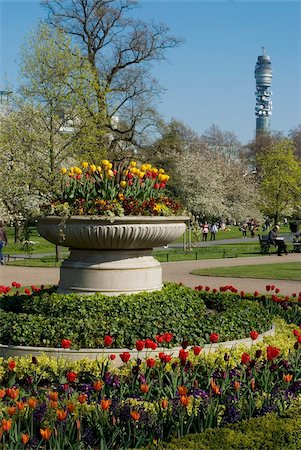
[37,216,190,295]
[37,216,189,250]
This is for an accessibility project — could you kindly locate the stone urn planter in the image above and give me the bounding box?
[37,216,189,295]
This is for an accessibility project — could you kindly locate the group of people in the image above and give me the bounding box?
[200,222,219,241]
[240,219,258,238]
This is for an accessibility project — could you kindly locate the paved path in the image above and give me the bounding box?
[1,253,300,295]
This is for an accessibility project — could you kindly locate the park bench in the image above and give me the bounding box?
[258,235,271,255]
[292,242,301,253]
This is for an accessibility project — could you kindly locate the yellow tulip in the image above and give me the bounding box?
[159,168,165,174]
[61,168,67,175]
[152,168,158,174]
[130,161,137,167]
[74,167,82,174]
[90,164,97,172]
[97,166,102,173]
[82,162,88,169]
[120,181,127,188]
[139,171,145,178]
[102,159,110,166]
[107,169,114,177]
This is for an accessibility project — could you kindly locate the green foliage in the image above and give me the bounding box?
[256,139,301,223]
[0,284,272,348]
[143,404,301,449]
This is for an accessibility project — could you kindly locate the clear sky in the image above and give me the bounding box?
[1,0,300,144]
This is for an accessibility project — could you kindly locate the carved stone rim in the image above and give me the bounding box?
[38,215,190,224]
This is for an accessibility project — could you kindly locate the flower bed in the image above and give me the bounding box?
[0,283,300,448]
[0,318,299,448]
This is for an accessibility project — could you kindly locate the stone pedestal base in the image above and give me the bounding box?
[57,249,162,296]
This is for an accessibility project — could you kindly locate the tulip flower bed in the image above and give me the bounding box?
[0,317,300,449]
[0,284,272,349]
[0,283,301,448]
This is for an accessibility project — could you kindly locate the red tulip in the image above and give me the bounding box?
[146,358,156,368]
[61,339,72,349]
[135,340,145,351]
[266,345,280,361]
[7,360,16,371]
[250,330,259,341]
[163,332,173,343]
[254,291,259,297]
[193,346,202,355]
[104,335,113,346]
[66,371,77,383]
[241,352,251,364]
[120,352,131,363]
[209,333,219,343]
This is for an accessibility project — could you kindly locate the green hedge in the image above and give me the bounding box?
[143,403,301,450]
[0,284,272,348]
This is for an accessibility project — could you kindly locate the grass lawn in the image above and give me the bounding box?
[191,261,301,281]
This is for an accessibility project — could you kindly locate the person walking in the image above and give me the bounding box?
[0,220,8,264]
[210,223,218,241]
[202,222,209,242]
[241,223,248,238]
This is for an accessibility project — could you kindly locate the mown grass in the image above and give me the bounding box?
[191,262,301,281]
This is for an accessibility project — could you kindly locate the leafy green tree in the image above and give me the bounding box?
[256,140,301,224]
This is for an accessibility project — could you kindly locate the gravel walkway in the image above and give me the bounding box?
[1,253,300,295]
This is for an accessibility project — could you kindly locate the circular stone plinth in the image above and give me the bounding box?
[0,325,275,367]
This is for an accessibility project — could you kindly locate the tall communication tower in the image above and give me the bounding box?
[254,47,273,135]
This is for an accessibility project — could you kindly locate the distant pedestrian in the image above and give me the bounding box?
[202,222,209,242]
[210,223,218,241]
[0,220,8,264]
[241,223,248,238]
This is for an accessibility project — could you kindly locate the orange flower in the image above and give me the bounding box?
[76,419,81,430]
[180,396,190,407]
[234,381,240,391]
[78,393,87,404]
[6,388,19,399]
[0,389,6,399]
[49,391,59,401]
[178,386,188,396]
[130,411,140,421]
[7,406,17,416]
[161,399,168,409]
[101,399,111,411]
[28,397,38,408]
[21,434,30,445]
[56,409,68,421]
[67,402,76,413]
[16,401,25,411]
[2,419,12,432]
[49,400,58,409]
[210,379,220,395]
[140,384,149,394]
[93,380,103,392]
[40,428,52,440]
[283,374,293,383]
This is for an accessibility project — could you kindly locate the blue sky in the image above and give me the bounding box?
[1,0,300,144]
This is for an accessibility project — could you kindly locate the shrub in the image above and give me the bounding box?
[0,284,272,349]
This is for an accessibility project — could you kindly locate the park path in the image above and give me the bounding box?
[1,253,300,296]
